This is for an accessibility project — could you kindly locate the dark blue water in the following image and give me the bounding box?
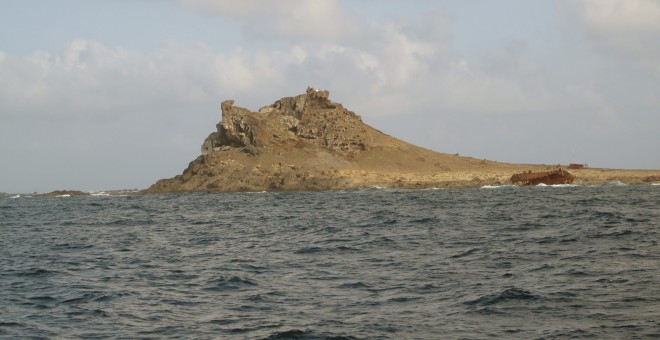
[1,184,659,339]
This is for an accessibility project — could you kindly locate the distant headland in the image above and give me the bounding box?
[144,87,660,192]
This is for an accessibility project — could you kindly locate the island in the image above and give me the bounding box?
[34,190,90,197]
[145,87,660,192]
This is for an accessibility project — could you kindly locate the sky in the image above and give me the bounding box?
[1,0,659,193]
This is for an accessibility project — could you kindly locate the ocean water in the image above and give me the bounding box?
[1,184,659,339]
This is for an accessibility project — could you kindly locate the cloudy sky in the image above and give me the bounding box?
[1,0,659,193]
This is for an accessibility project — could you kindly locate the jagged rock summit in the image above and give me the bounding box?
[146,88,548,192]
[200,87,370,157]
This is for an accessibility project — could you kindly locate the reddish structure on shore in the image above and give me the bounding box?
[510,168,576,186]
[568,163,587,169]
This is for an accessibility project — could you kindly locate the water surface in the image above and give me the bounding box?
[1,185,659,338]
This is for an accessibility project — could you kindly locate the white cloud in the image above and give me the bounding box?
[0,40,289,120]
[564,85,618,125]
[290,46,308,64]
[177,0,365,44]
[0,27,564,124]
[558,0,660,76]
[577,0,660,32]
[165,2,560,118]
[1,3,636,133]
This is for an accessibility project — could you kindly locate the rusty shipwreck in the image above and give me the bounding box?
[510,168,576,186]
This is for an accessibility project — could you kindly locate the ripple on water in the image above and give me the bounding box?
[203,276,258,291]
[465,288,544,307]
[1,186,659,339]
[264,329,358,340]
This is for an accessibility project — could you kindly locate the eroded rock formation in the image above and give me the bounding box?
[146,88,594,192]
[201,87,367,156]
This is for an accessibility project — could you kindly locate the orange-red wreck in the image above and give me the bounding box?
[510,168,576,186]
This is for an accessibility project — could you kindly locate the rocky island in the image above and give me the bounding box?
[146,88,660,192]
[34,190,90,197]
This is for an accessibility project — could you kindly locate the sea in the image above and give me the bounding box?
[1,183,659,339]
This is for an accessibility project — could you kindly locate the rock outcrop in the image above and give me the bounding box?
[201,88,367,156]
[34,190,90,197]
[145,87,660,192]
[147,87,513,192]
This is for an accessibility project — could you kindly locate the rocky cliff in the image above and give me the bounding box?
[145,88,572,192]
[200,88,370,157]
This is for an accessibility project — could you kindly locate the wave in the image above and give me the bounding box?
[294,245,359,255]
[203,276,257,291]
[606,181,627,186]
[480,185,516,189]
[264,329,357,340]
[535,183,578,188]
[89,190,140,196]
[4,185,658,339]
[465,287,543,306]
[90,192,110,196]
[15,268,59,277]
[336,281,371,289]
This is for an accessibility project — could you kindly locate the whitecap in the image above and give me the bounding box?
[607,181,627,186]
[90,192,110,197]
[534,183,578,188]
[55,194,71,197]
[480,185,515,189]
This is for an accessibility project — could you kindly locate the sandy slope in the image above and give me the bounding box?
[146,88,660,192]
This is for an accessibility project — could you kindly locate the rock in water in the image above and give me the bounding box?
[35,190,90,197]
[145,88,512,192]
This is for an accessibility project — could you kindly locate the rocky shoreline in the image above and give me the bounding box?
[34,190,90,197]
[1,189,141,198]
[145,88,660,193]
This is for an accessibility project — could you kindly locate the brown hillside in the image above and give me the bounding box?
[146,88,660,192]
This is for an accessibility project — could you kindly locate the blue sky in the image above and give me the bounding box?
[1,0,659,193]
